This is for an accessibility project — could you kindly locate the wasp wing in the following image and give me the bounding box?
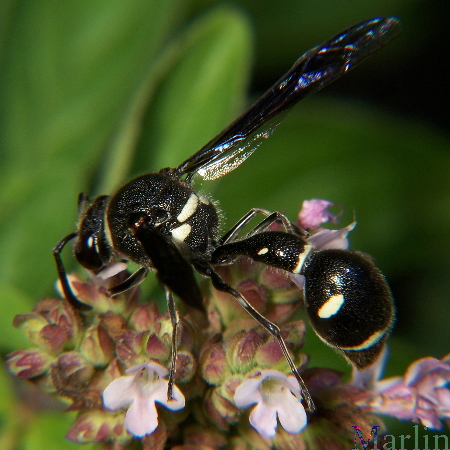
[175,17,401,181]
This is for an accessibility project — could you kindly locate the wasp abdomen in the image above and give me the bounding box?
[303,249,395,368]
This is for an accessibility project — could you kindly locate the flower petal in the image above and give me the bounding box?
[124,362,148,375]
[298,199,337,230]
[249,402,278,438]
[152,379,185,411]
[289,273,305,290]
[277,391,307,434]
[436,386,450,410]
[405,357,450,387]
[285,375,302,400]
[125,396,158,437]
[309,222,355,250]
[103,374,136,410]
[145,361,169,378]
[234,377,263,408]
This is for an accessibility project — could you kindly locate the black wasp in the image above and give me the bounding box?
[54,17,401,412]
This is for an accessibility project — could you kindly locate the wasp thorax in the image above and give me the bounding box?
[104,172,219,267]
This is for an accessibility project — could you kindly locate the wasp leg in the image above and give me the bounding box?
[107,267,149,297]
[220,208,298,245]
[245,211,306,239]
[194,261,315,412]
[219,208,272,244]
[53,233,93,311]
[166,289,179,401]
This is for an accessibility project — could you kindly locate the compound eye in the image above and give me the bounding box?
[75,233,105,271]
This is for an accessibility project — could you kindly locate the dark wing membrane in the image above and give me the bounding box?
[131,222,205,312]
[175,17,401,181]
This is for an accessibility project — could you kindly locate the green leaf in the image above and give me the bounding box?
[0,362,15,414]
[134,6,253,172]
[22,412,80,450]
[0,282,32,350]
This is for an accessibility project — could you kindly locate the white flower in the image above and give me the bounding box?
[234,370,307,438]
[103,361,185,437]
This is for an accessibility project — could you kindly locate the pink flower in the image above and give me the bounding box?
[298,199,339,230]
[355,354,450,429]
[234,370,307,438]
[403,354,450,428]
[102,361,185,437]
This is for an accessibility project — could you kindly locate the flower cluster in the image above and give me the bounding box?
[6,200,450,449]
[353,354,450,430]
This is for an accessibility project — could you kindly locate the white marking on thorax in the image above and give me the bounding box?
[104,202,115,247]
[177,193,199,223]
[171,223,192,242]
[318,294,345,318]
[198,194,210,205]
[257,247,269,255]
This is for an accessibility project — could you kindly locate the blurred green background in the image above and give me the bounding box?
[0,0,449,447]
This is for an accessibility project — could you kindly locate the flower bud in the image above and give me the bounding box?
[200,336,227,385]
[50,352,102,411]
[227,329,263,373]
[51,352,95,392]
[6,348,53,379]
[236,279,268,316]
[13,298,77,354]
[177,318,197,353]
[204,389,239,430]
[254,339,284,368]
[280,320,306,349]
[129,303,160,331]
[80,324,115,367]
[180,424,227,449]
[175,351,195,383]
[66,410,130,443]
[259,266,303,316]
[98,311,129,340]
[65,273,133,314]
[115,331,150,366]
[145,333,171,362]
